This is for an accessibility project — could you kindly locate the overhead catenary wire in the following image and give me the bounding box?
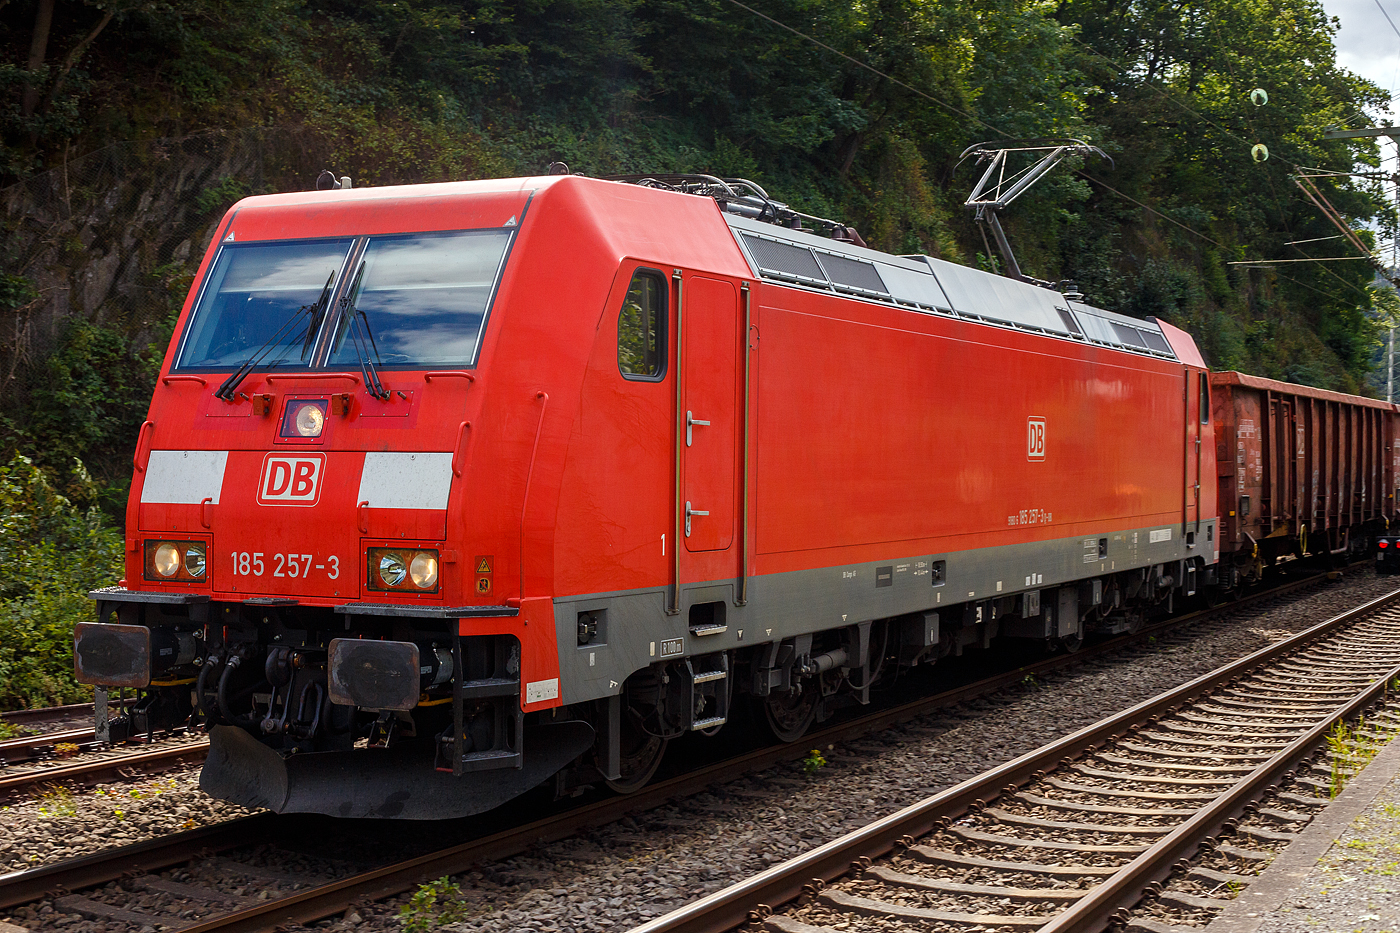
[1064,27,1382,294]
[1227,256,1371,263]
[1073,19,1383,296]
[722,0,1221,244]
[722,0,1371,301]
[1373,0,1400,41]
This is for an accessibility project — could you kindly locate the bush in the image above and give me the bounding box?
[0,455,122,710]
[3,320,166,521]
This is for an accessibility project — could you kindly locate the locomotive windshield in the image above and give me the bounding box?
[328,230,511,366]
[174,228,513,371]
[176,238,354,370]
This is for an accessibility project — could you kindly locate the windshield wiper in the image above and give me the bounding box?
[338,261,390,400]
[214,271,335,401]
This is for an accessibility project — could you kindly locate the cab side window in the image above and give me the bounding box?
[618,269,667,380]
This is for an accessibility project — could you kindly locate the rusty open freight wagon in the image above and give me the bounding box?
[1211,371,1397,581]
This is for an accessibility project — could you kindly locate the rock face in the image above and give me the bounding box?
[0,128,323,405]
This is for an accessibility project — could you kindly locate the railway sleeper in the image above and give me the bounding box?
[1232,823,1299,846]
[1277,790,1328,809]
[1153,888,1232,912]
[764,917,839,933]
[863,864,1088,901]
[1214,842,1274,864]
[1013,791,1195,818]
[816,888,1050,928]
[1126,919,1195,933]
[905,845,1122,877]
[1095,752,1260,774]
[984,807,1171,836]
[52,894,177,930]
[1043,775,1218,802]
[947,825,1148,853]
[1187,865,1257,889]
[1256,805,1311,824]
[133,876,255,909]
[1116,741,1275,761]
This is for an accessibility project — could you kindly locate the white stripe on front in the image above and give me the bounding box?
[140,450,230,504]
[357,452,454,510]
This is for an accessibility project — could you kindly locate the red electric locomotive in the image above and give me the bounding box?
[69,171,1375,818]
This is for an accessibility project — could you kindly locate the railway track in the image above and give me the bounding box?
[0,736,210,800]
[0,564,1349,805]
[0,569,1377,933]
[0,716,198,801]
[630,588,1400,933]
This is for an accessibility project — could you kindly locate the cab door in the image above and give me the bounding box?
[1186,368,1202,533]
[681,276,739,552]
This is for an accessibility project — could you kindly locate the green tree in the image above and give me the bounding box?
[0,455,121,710]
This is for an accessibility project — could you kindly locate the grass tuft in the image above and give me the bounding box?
[1325,714,1400,798]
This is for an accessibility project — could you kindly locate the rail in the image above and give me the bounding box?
[629,587,1400,933]
[0,567,1377,932]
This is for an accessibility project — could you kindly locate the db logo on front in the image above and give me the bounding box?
[257,454,325,506]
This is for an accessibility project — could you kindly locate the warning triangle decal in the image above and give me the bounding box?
[476,558,492,573]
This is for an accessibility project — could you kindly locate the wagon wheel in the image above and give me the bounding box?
[1205,584,1237,608]
[760,683,820,743]
[605,707,668,794]
[1055,632,1083,654]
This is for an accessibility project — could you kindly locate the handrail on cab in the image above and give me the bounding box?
[424,371,475,383]
[263,372,360,384]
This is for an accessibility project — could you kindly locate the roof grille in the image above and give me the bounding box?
[1112,323,1148,348]
[741,234,825,282]
[817,252,887,294]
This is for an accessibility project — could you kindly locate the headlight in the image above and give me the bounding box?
[295,403,325,437]
[410,552,439,589]
[367,548,441,593]
[378,552,407,587]
[184,544,206,578]
[154,543,180,577]
[279,398,329,439]
[144,540,208,582]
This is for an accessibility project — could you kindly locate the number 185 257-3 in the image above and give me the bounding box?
[230,551,340,579]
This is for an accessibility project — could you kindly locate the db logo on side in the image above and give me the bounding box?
[1027,417,1046,461]
[257,454,325,506]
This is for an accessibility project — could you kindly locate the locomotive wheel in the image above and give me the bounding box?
[1055,632,1083,654]
[605,708,668,794]
[761,685,819,743]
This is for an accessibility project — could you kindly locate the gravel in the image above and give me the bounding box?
[1245,767,1400,933]
[0,766,254,874]
[0,570,1394,933]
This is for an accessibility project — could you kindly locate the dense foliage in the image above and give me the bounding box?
[0,455,121,709]
[0,0,1393,504]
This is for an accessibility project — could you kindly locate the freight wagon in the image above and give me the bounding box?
[1211,372,1395,584]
